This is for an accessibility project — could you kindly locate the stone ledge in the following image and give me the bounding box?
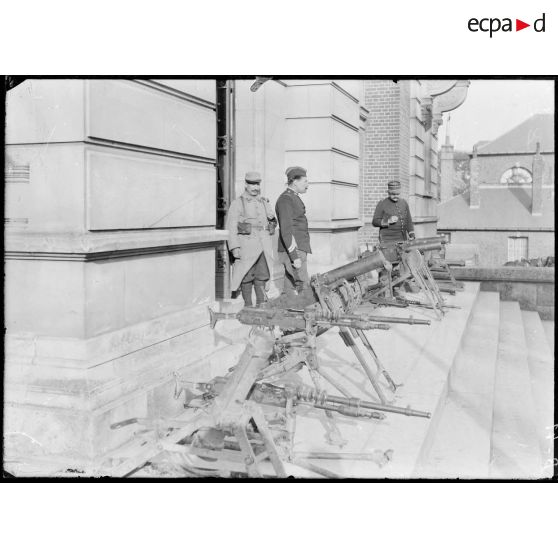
[5,304,212,369]
[309,219,363,232]
[452,266,555,283]
[5,228,229,258]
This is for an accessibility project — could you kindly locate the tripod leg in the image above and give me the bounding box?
[338,327,387,404]
[249,403,287,478]
[405,251,444,319]
[285,395,297,460]
[354,328,400,392]
[233,424,262,478]
[306,352,347,448]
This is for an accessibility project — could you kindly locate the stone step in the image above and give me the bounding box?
[490,301,543,479]
[290,282,481,478]
[541,320,554,354]
[522,310,554,476]
[418,291,500,478]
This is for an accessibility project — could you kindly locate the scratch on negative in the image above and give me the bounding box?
[39,126,57,160]
[172,124,206,154]
[6,431,45,448]
[146,194,199,227]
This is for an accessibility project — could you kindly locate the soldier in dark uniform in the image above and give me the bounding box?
[372,180,416,243]
[275,166,312,294]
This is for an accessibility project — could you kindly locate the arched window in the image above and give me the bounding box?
[500,164,532,185]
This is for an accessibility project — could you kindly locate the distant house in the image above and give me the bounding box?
[438,114,554,266]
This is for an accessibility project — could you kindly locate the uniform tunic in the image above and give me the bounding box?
[372,197,415,243]
[275,188,312,258]
[226,192,276,291]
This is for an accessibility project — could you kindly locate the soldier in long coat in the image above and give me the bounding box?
[226,171,277,307]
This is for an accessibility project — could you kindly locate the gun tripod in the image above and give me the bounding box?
[370,249,448,319]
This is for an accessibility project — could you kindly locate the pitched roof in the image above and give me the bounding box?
[437,186,555,230]
[477,113,554,155]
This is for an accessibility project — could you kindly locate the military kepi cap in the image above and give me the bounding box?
[387,180,401,193]
[286,166,307,182]
[245,171,262,184]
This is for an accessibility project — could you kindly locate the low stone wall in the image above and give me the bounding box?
[451,266,555,320]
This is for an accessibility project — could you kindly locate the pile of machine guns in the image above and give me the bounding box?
[111,236,465,478]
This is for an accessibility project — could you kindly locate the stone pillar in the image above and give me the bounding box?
[4,79,227,474]
[440,139,455,202]
[531,142,544,216]
[234,79,287,295]
[284,80,363,270]
[469,146,480,209]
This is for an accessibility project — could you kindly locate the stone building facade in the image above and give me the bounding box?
[4,78,469,473]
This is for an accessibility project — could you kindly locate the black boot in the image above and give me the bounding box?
[253,280,267,306]
[240,283,254,307]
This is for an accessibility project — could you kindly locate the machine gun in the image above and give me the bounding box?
[110,327,430,479]
[106,248,440,478]
[427,257,465,293]
[211,246,433,404]
[363,236,452,318]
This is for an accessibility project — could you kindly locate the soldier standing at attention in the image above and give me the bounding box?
[275,166,311,294]
[372,180,416,243]
[226,171,277,307]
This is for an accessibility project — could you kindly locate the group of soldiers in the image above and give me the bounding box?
[226,166,415,307]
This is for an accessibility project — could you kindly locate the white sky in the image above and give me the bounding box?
[437,80,554,152]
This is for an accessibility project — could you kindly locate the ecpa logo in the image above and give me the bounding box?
[468,13,546,37]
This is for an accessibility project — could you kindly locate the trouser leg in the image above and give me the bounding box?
[240,252,269,307]
[252,253,270,306]
[253,280,266,305]
[240,283,254,307]
[279,250,309,295]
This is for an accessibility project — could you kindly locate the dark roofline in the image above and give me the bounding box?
[476,113,554,155]
[472,151,555,157]
[438,227,554,232]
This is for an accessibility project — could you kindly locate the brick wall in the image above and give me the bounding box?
[452,266,555,320]
[359,80,411,245]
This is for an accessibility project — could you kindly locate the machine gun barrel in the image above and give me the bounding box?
[318,317,390,331]
[359,314,430,326]
[253,382,431,419]
[400,298,461,310]
[404,236,448,249]
[403,239,446,254]
[325,393,431,418]
[314,251,386,286]
[209,306,393,331]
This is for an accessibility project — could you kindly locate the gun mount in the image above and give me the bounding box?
[360,236,453,319]
[108,325,431,478]
[104,238,463,478]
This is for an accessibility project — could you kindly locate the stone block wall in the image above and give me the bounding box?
[452,267,555,320]
[4,79,229,473]
[284,80,363,269]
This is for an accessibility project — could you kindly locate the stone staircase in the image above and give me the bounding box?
[128,282,554,479]
[290,282,553,479]
[418,295,554,479]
